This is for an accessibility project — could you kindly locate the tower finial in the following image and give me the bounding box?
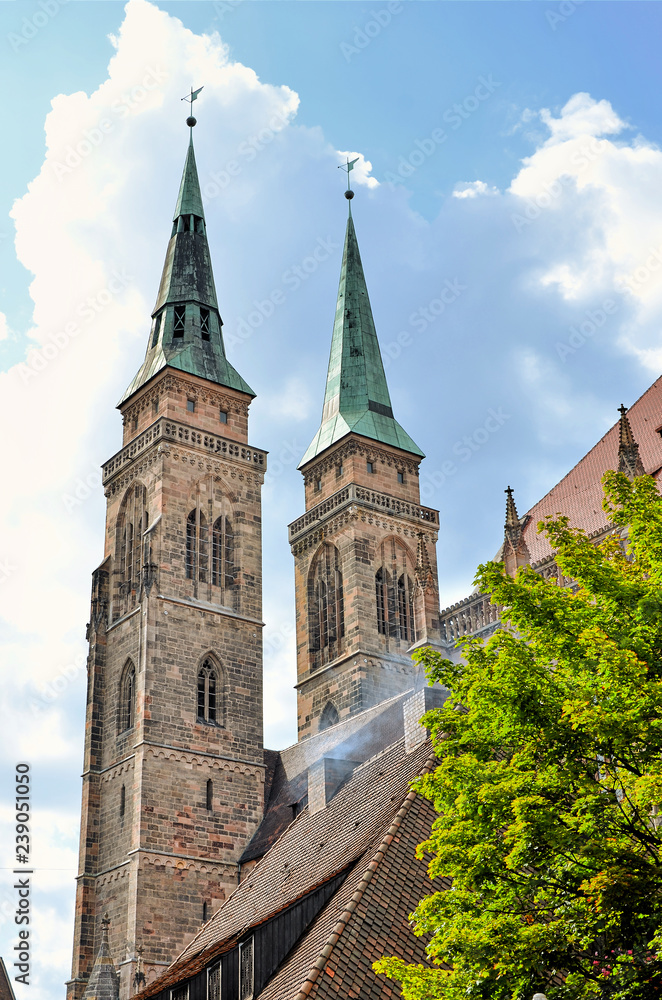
[338,156,359,214]
[181,85,204,136]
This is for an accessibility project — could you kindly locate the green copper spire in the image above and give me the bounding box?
[300,205,423,466]
[172,133,205,220]
[120,119,254,405]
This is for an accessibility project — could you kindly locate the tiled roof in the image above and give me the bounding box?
[138,732,433,999]
[266,770,442,1000]
[522,376,662,564]
[241,693,410,864]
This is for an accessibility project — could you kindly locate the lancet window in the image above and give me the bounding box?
[186,510,208,583]
[119,660,135,733]
[308,544,344,667]
[197,659,221,725]
[115,483,148,618]
[319,701,339,731]
[375,539,415,643]
[185,480,238,608]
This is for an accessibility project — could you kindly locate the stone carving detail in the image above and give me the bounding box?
[302,438,420,485]
[103,417,266,488]
[100,759,135,784]
[144,745,262,777]
[96,864,130,888]
[122,375,250,426]
[289,483,438,542]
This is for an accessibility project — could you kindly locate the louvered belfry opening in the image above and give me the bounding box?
[308,543,345,669]
[375,538,415,645]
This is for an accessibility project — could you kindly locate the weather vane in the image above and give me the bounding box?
[338,156,359,202]
[181,86,204,130]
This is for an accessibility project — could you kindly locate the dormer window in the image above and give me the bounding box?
[200,307,210,341]
[173,305,186,337]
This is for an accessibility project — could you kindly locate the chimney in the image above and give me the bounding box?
[404,687,448,753]
[308,757,360,814]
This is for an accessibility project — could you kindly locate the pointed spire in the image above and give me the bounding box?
[120,121,254,405]
[300,204,423,466]
[503,486,530,577]
[82,914,119,1000]
[172,133,205,221]
[617,403,645,478]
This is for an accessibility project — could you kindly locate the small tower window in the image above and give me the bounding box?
[366,461,374,474]
[397,471,404,484]
[197,660,218,724]
[173,305,186,337]
[219,409,227,424]
[319,702,339,730]
[120,785,126,818]
[200,307,210,340]
[202,900,209,923]
[336,463,343,478]
[315,478,322,492]
[152,396,159,416]
[187,399,195,413]
[119,661,135,733]
[206,778,213,811]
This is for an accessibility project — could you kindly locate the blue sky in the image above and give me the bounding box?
[3,1,662,997]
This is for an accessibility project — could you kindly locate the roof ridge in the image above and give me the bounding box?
[293,753,437,1000]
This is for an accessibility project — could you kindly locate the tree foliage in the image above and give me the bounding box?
[375,473,662,999]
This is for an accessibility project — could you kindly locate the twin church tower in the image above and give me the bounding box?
[67,118,441,999]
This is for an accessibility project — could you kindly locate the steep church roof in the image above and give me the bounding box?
[133,692,446,1000]
[300,205,423,467]
[120,129,254,405]
[519,376,662,565]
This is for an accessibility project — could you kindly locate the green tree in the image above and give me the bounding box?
[376,472,662,999]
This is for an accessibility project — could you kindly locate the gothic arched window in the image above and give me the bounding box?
[319,702,339,731]
[115,484,147,618]
[212,516,234,594]
[375,540,416,644]
[197,660,219,724]
[119,660,135,733]
[308,545,344,666]
[186,509,208,582]
[398,574,415,642]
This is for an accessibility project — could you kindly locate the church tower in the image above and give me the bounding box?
[68,115,266,999]
[289,189,441,739]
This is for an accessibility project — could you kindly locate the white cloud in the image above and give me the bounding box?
[452,180,498,199]
[0,313,9,340]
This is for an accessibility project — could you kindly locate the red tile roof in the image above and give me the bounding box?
[522,376,662,564]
